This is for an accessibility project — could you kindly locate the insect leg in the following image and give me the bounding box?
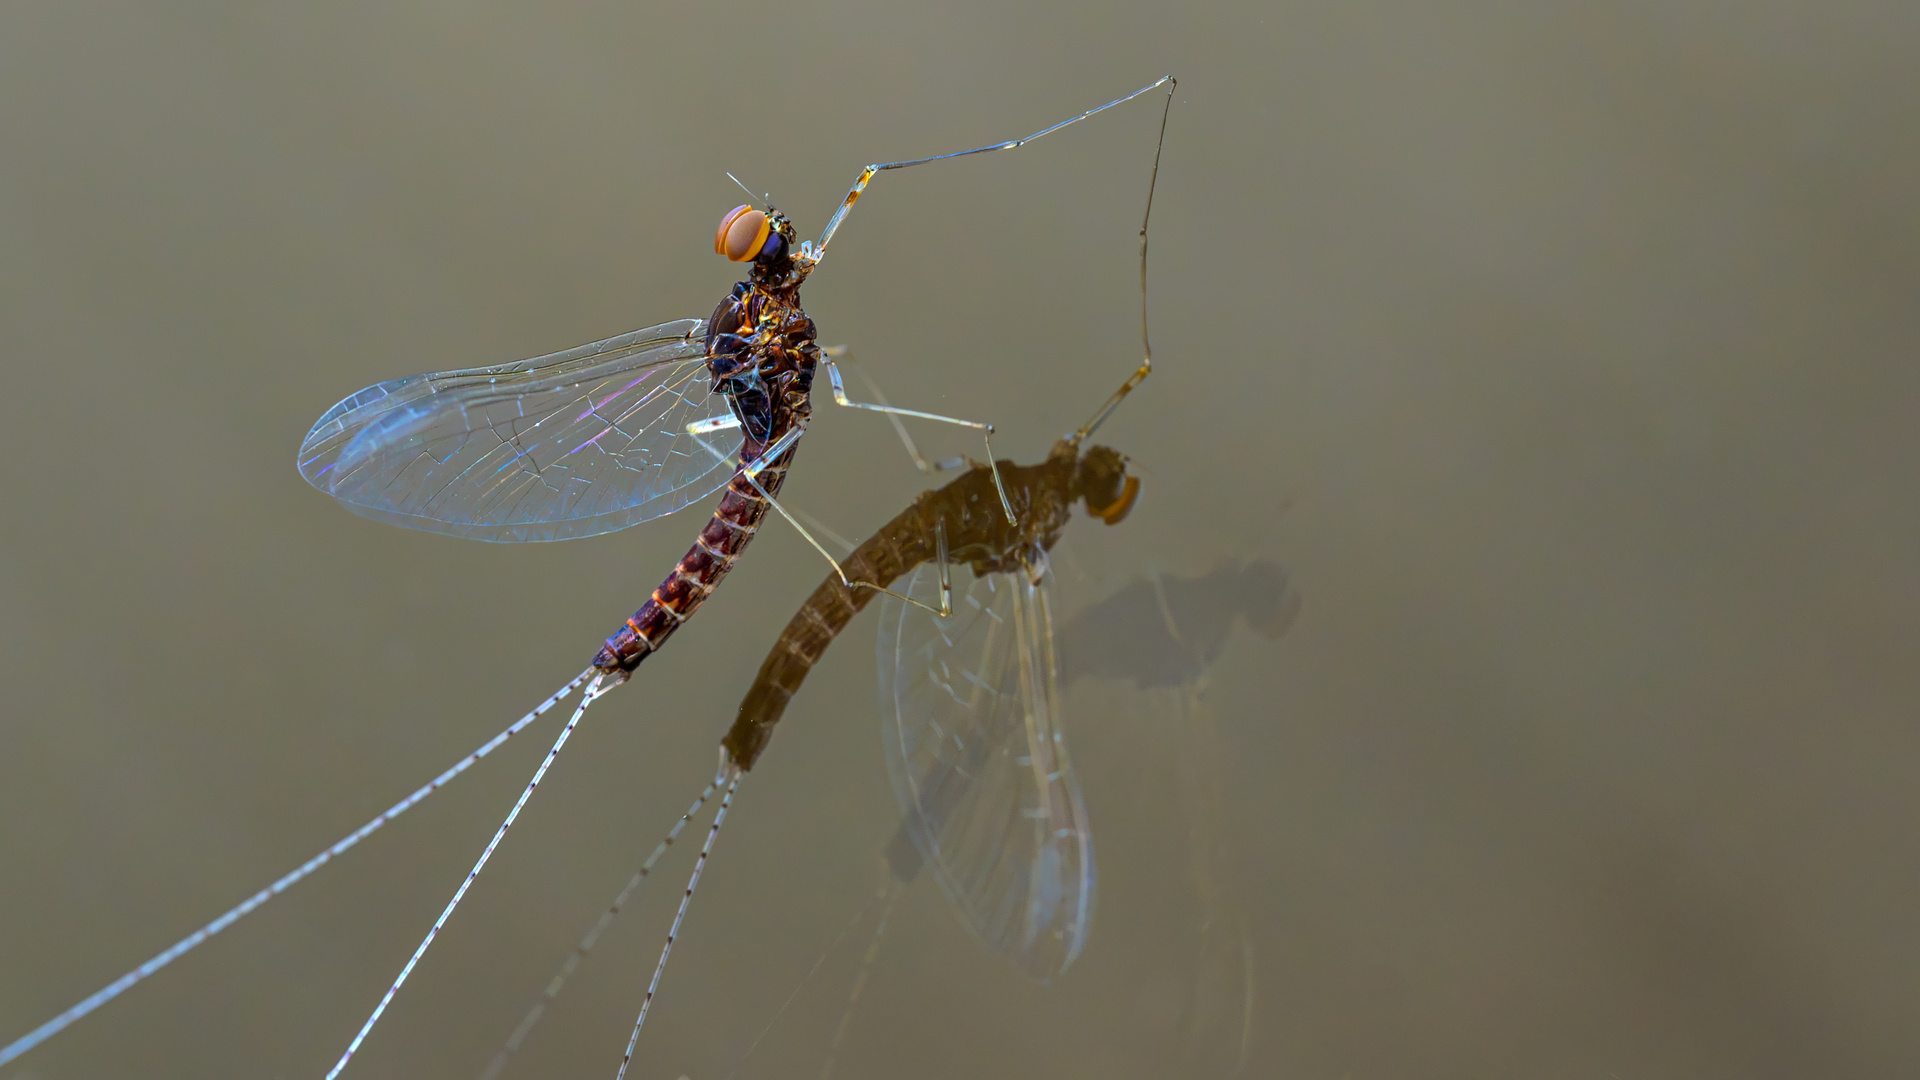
[1073,72,1176,444]
[821,347,1017,525]
[809,76,1176,260]
[817,346,938,472]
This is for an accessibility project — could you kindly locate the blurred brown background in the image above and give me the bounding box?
[3,3,1917,1078]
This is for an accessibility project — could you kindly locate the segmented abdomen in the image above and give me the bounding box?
[591,446,797,675]
[720,500,935,768]
[592,278,816,677]
[719,450,1088,769]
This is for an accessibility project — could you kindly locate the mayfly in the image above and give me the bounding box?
[0,78,1177,1076]
[469,78,1179,1077]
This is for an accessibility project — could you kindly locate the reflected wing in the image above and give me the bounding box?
[876,555,1094,980]
[296,318,744,542]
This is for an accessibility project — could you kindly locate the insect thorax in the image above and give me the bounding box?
[703,279,820,445]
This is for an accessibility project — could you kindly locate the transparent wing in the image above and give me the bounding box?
[876,552,1094,980]
[296,318,744,542]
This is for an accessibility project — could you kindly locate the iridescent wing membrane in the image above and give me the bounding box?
[876,554,1095,980]
[297,318,744,542]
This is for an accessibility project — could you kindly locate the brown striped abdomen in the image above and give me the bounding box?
[591,446,798,676]
[720,500,936,769]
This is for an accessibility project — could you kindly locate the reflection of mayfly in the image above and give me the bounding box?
[476,434,1140,1080]
[486,518,1303,1079]
[0,79,1176,1078]
[736,438,1142,976]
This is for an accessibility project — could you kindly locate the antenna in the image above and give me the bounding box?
[725,172,769,209]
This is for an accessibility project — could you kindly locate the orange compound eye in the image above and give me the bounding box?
[715,205,771,262]
[1091,474,1140,525]
[714,204,751,255]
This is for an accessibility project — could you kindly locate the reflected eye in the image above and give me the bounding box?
[1090,475,1140,524]
[715,205,772,263]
